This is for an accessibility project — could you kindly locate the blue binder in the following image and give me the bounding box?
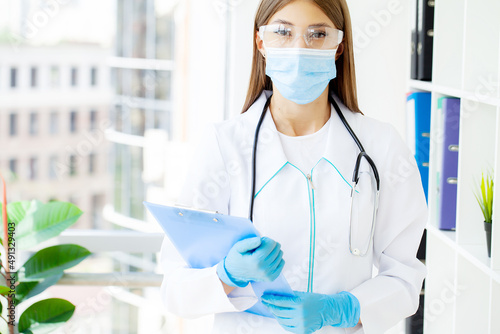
[144,201,294,318]
[407,92,431,202]
[438,98,460,230]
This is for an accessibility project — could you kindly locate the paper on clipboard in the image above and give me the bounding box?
[144,201,294,318]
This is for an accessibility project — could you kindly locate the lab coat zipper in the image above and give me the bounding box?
[307,174,315,190]
[306,173,316,293]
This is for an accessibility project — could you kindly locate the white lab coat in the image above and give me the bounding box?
[159,90,427,334]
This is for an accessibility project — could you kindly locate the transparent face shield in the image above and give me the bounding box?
[258,24,344,49]
[349,154,380,257]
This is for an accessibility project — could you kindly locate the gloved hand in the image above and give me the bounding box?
[216,236,285,288]
[261,290,360,334]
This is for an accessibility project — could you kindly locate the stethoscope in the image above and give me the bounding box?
[248,93,380,257]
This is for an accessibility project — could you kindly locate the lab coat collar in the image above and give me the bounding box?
[244,90,288,197]
[245,90,359,196]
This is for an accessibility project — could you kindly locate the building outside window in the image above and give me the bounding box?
[49,111,59,134]
[91,194,104,229]
[50,66,60,87]
[90,109,97,131]
[8,159,17,176]
[10,67,17,88]
[111,0,174,221]
[90,67,98,86]
[69,155,77,176]
[29,157,38,180]
[49,155,58,180]
[9,113,17,136]
[30,67,38,87]
[29,112,38,136]
[88,153,96,174]
[71,67,78,86]
[70,110,77,133]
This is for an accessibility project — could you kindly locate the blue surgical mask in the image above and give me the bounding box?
[265,47,338,105]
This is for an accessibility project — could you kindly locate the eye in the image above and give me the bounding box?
[309,30,327,39]
[273,25,292,37]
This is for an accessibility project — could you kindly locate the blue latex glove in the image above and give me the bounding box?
[261,290,360,333]
[217,236,285,288]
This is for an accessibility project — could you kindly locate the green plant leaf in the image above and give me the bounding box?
[0,296,8,332]
[9,201,43,225]
[0,200,43,228]
[0,286,10,296]
[473,171,494,223]
[18,298,75,334]
[20,244,91,280]
[15,273,64,305]
[15,201,83,250]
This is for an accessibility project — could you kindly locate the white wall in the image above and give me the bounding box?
[348,0,410,137]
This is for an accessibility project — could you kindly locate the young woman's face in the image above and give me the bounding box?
[257,0,344,59]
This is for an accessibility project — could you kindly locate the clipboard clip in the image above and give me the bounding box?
[174,203,220,215]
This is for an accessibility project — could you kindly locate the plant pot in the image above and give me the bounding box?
[484,221,492,258]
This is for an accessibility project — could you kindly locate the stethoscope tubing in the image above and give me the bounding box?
[248,93,380,223]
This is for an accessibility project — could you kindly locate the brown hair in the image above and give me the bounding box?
[241,0,362,115]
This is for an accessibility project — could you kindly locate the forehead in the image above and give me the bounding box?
[267,0,336,29]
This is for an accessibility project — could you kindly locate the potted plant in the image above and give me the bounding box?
[0,171,92,333]
[473,171,494,257]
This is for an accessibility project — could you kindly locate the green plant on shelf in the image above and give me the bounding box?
[0,172,92,334]
[473,171,494,224]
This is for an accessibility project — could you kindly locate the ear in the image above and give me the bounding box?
[335,42,345,61]
[256,30,266,58]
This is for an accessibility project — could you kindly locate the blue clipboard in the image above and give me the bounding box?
[144,201,294,318]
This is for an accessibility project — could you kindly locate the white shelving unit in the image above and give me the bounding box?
[407,0,500,333]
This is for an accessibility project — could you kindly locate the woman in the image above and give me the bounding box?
[159,0,427,333]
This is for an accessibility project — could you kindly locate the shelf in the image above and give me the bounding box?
[427,225,498,284]
[408,80,500,107]
[493,270,500,285]
[491,280,500,333]
[416,0,500,331]
[426,224,456,246]
[461,0,500,95]
[424,230,457,334]
[431,0,466,90]
[459,244,491,277]
[408,79,434,92]
[454,255,490,334]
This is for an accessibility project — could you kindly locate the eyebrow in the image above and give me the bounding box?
[270,19,333,28]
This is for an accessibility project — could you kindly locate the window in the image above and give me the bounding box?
[49,111,59,134]
[70,111,77,133]
[9,113,17,136]
[90,110,97,131]
[29,157,38,180]
[30,67,38,87]
[49,155,58,180]
[89,153,96,174]
[50,66,60,87]
[90,67,98,86]
[8,159,17,175]
[91,194,104,229]
[10,67,17,88]
[69,155,77,176]
[71,67,78,86]
[29,112,38,136]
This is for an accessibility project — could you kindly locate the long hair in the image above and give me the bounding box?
[241,0,362,115]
